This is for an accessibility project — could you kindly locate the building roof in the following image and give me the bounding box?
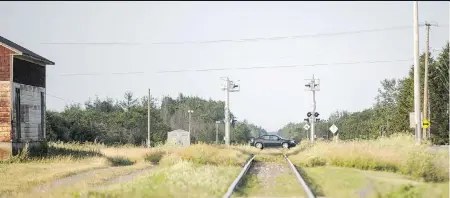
[0,36,55,65]
[168,129,190,134]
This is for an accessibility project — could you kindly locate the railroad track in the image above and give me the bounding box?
[223,152,315,198]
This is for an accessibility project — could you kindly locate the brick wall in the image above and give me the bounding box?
[0,45,12,143]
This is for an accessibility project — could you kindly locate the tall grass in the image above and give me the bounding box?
[145,143,251,167]
[289,134,449,182]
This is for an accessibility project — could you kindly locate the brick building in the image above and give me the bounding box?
[0,36,54,160]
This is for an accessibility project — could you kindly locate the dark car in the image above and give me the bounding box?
[249,135,297,149]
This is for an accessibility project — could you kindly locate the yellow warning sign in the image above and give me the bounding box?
[422,119,430,129]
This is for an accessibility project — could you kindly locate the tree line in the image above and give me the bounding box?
[278,42,449,145]
[46,93,267,146]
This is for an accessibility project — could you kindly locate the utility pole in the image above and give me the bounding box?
[422,22,438,141]
[188,110,194,133]
[413,1,422,144]
[221,77,240,146]
[147,89,151,148]
[304,75,320,143]
[215,121,220,144]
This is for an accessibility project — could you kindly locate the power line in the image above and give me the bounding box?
[46,93,82,105]
[57,58,413,76]
[40,42,141,45]
[156,59,413,73]
[59,71,146,77]
[40,24,448,46]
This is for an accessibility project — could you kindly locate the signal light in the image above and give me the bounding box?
[231,119,237,127]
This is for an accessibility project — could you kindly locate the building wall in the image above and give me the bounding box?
[12,57,46,143]
[167,130,190,147]
[0,45,13,160]
[12,83,45,142]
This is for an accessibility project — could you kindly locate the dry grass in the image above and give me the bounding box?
[85,161,243,198]
[101,147,153,163]
[289,134,449,182]
[0,157,108,195]
[70,143,256,198]
[303,166,449,198]
[12,163,154,198]
[0,141,158,195]
[145,143,252,167]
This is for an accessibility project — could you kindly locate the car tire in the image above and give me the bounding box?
[255,142,263,149]
[282,142,289,149]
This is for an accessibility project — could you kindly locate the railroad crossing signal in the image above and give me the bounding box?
[422,119,430,129]
[303,124,310,130]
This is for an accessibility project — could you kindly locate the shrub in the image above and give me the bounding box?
[144,151,165,164]
[106,156,135,166]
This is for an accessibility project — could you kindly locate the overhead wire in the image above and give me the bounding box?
[46,93,82,105]
[42,24,448,101]
[57,58,414,77]
[39,24,448,46]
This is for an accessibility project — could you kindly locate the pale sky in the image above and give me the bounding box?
[0,1,448,132]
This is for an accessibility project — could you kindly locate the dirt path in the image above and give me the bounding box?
[34,167,117,193]
[233,160,306,198]
[91,167,154,191]
[33,165,154,194]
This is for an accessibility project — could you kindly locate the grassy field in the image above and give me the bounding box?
[301,166,449,198]
[1,135,448,198]
[79,143,253,198]
[287,134,449,198]
[0,142,254,198]
[0,142,157,197]
[288,134,449,182]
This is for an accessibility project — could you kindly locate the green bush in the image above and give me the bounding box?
[106,156,135,166]
[144,151,165,164]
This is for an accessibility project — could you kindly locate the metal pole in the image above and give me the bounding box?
[413,1,422,144]
[147,88,151,148]
[216,122,219,144]
[327,123,330,140]
[188,110,193,134]
[423,23,430,141]
[311,75,316,143]
[225,78,230,145]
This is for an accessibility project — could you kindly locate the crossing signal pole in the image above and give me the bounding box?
[422,22,438,141]
[305,75,320,143]
[221,77,240,146]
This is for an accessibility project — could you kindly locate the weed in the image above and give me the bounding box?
[144,151,165,164]
[106,156,135,166]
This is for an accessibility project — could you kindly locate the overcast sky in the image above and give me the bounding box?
[0,1,448,132]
